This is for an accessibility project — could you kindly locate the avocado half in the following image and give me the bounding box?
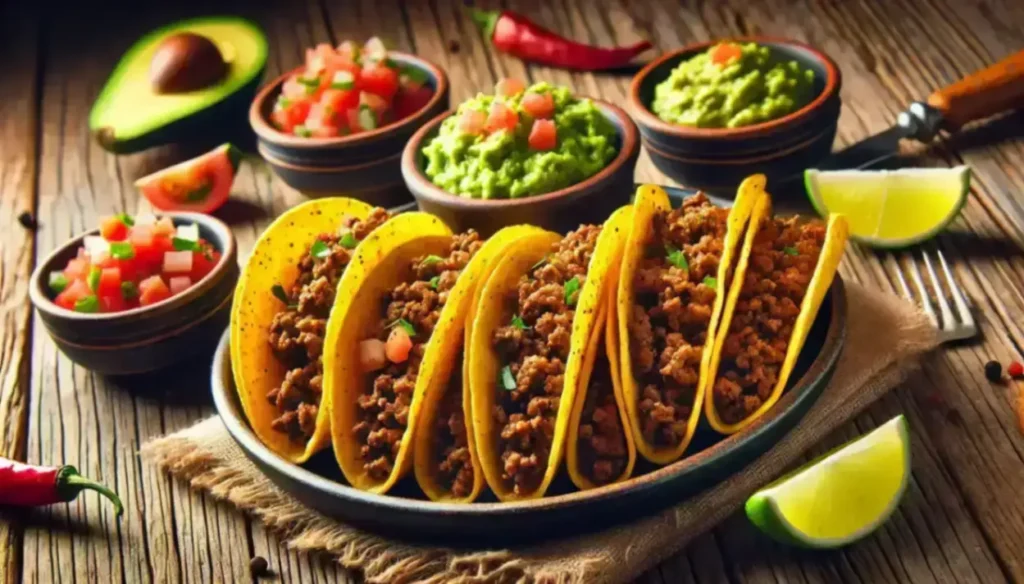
[90,16,268,154]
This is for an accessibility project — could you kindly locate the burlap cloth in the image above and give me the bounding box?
[141,281,939,583]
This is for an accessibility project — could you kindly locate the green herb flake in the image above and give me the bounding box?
[121,281,138,300]
[74,295,99,313]
[783,246,799,256]
[294,125,313,137]
[87,266,101,292]
[358,106,378,131]
[429,276,440,290]
[304,83,318,96]
[500,365,516,391]
[49,271,68,294]
[109,241,135,260]
[115,213,135,227]
[339,230,358,249]
[172,237,200,252]
[298,74,320,87]
[703,276,718,290]
[310,239,331,259]
[421,254,443,266]
[511,315,528,330]
[564,276,581,307]
[388,318,416,336]
[277,96,292,109]
[531,255,549,271]
[665,244,689,270]
[271,284,291,306]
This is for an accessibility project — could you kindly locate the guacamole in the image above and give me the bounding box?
[421,82,618,199]
[651,42,816,129]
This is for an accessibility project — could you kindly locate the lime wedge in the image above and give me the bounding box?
[745,415,910,548]
[805,167,969,248]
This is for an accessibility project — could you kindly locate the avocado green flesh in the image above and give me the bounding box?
[90,17,268,151]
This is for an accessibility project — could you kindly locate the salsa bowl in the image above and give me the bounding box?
[250,52,450,207]
[628,38,842,195]
[29,213,238,376]
[401,100,640,237]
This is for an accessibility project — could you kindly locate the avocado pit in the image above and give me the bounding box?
[150,32,228,94]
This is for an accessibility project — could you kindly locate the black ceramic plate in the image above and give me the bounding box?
[212,186,847,546]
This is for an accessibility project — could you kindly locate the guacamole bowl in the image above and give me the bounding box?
[401,100,640,236]
[249,52,450,208]
[628,38,841,196]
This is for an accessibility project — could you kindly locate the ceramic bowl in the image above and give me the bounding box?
[29,213,239,376]
[250,53,450,208]
[401,101,641,236]
[628,38,842,196]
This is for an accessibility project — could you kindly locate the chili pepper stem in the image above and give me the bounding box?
[469,9,499,39]
[57,466,124,516]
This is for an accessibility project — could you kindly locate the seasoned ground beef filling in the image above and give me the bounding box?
[629,194,729,448]
[576,358,627,484]
[431,365,474,497]
[267,208,390,442]
[355,231,483,480]
[712,217,824,424]
[492,225,601,495]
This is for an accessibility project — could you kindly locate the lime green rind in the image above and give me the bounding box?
[225,143,243,173]
[89,16,268,146]
[745,415,911,549]
[804,168,969,249]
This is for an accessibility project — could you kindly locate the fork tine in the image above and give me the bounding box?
[937,248,975,329]
[922,249,955,332]
[907,254,939,328]
[889,252,913,301]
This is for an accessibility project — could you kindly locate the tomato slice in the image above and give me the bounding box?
[710,43,742,66]
[495,78,526,97]
[521,92,555,119]
[485,102,519,135]
[138,275,171,306]
[457,109,486,136]
[99,216,129,241]
[528,119,557,151]
[360,63,399,101]
[135,144,239,214]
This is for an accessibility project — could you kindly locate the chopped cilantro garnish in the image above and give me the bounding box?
[271,284,290,306]
[115,213,134,227]
[421,254,443,266]
[703,276,717,289]
[172,237,200,252]
[121,281,138,300]
[298,75,320,87]
[500,365,516,391]
[310,239,331,259]
[666,244,689,270]
[87,266,101,292]
[511,315,528,330]
[109,241,135,260]
[74,295,99,313]
[388,318,417,336]
[294,125,313,137]
[358,106,378,131]
[531,255,549,271]
[339,230,358,249]
[277,97,292,109]
[48,272,68,294]
[564,276,581,307]
[429,276,440,290]
[783,246,799,256]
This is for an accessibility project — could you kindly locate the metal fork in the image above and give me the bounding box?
[891,248,978,342]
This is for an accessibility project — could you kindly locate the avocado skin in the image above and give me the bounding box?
[93,72,264,154]
[91,16,267,154]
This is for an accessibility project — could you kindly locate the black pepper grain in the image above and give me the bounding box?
[249,556,270,578]
[17,211,36,230]
[447,39,461,53]
[984,360,1002,382]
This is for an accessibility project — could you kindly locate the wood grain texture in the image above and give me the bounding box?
[3,0,1024,582]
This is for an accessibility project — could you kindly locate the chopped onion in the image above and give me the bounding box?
[83,235,110,258]
[134,212,156,227]
[162,250,193,273]
[358,339,388,372]
[168,276,192,295]
[175,223,200,241]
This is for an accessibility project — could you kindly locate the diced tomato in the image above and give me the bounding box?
[457,109,487,136]
[168,276,192,296]
[99,216,129,241]
[63,256,90,281]
[359,339,388,372]
[359,91,389,115]
[528,119,558,151]
[130,227,161,269]
[153,217,176,238]
[521,91,555,119]
[55,279,91,311]
[485,102,519,135]
[304,103,341,137]
[99,293,129,313]
[393,85,433,119]
[138,275,171,306]
[710,43,743,66]
[271,99,312,133]
[385,327,413,363]
[97,267,121,297]
[495,78,526,97]
[320,89,359,117]
[360,63,399,101]
[345,108,365,135]
[281,77,309,101]
[189,247,221,282]
[335,40,360,63]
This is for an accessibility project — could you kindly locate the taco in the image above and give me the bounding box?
[230,198,391,463]
[616,179,761,465]
[469,207,631,501]
[702,192,849,434]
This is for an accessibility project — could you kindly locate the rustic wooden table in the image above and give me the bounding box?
[2,0,1024,582]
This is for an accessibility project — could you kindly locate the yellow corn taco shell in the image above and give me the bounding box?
[469,212,627,501]
[413,225,549,503]
[322,212,453,493]
[230,197,375,464]
[566,206,637,490]
[703,190,849,434]
[617,179,761,465]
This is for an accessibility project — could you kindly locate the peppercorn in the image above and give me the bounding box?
[1009,361,1023,379]
[984,360,1003,382]
[249,556,270,578]
[447,39,461,53]
[17,211,37,230]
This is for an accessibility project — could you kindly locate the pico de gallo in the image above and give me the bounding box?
[49,213,222,314]
[269,38,435,138]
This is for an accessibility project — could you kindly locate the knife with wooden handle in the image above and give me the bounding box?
[825,48,1024,170]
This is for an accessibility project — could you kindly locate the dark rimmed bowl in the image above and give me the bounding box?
[401,100,640,237]
[250,53,450,208]
[212,186,847,546]
[628,38,842,195]
[29,213,239,376]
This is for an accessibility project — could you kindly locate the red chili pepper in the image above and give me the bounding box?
[0,458,123,516]
[470,9,652,71]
